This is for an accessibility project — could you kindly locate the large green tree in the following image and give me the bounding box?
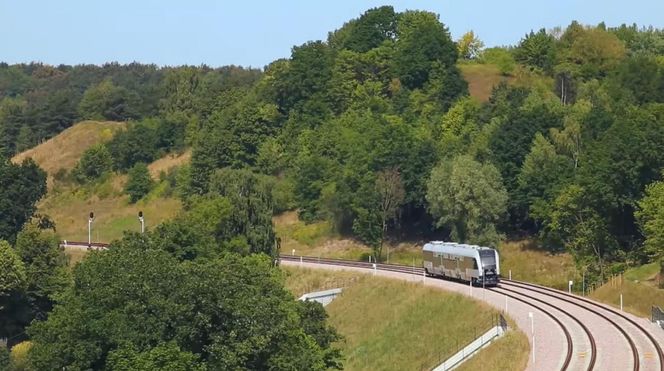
[393,10,459,89]
[72,143,113,183]
[27,247,341,370]
[334,6,397,53]
[125,163,154,203]
[514,28,556,73]
[0,159,47,243]
[0,240,26,299]
[426,155,508,246]
[78,79,140,121]
[636,177,664,260]
[0,226,68,347]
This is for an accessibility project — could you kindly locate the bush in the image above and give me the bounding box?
[0,346,9,370]
[106,123,158,171]
[10,341,33,370]
[124,163,153,203]
[72,144,113,183]
[273,177,297,214]
[106,119,186,171]
[660,260,664,289]
[480,47,516,76]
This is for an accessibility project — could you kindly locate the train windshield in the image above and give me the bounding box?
[479,250,496,267]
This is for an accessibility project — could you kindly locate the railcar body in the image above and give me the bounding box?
[422,241,500,286]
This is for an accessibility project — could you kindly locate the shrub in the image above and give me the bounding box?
[480,47,516,76]
[273,177,297,214]
[72,144,113,183]
[124,163,153,203]
[10,341,33,370]
[0,346,9,370]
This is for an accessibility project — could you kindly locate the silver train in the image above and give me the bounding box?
[422,241,500,286]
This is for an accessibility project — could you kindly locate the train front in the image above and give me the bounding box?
[478,249,500,286]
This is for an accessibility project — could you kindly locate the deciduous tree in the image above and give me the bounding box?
[636,177,664,260]
[375,168,405,261]
[426,155,508,246]
[124,163,153,203]
[457,31,484,60]
[72,144,113,182]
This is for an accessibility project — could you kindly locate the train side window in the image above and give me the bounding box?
[473,259,478,269]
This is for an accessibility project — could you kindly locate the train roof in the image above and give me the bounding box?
[422,241,495,258]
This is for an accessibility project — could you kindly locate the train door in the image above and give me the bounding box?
[439,253,443,275]
[455,257,461,279]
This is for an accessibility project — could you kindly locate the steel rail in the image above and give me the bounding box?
[506,279,664,371]
[503,280,642,371]
[494,285,597,371]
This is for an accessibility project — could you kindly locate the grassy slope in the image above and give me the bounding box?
[499,240,579,290]
[12,120,184,243]
[147,150,191,178]
[12,121,125,188]
[590,263,664,318]
[284,267,528,371]
[459,63,553,102]
[42,180,182,242]
[456,329,529,371]
[460,63,512,102]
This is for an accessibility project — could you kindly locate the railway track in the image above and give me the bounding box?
[489,285,575,370]
[490,285,595,371]
[60,245,663,371]
[278,254,663,371]
[504,279,664,371]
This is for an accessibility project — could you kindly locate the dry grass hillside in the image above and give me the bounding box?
[460,64,512,101]
[39,152,185,243]
[460,63,553,102]
[148,150,191,178]
[10,120,187,243]
[11,121,125,187]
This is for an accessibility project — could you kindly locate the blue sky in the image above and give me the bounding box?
[1,0,662,68]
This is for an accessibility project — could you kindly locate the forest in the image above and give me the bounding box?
[2,5,664,369]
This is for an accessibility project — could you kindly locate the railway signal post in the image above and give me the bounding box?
[88,211,94,247]
[138,211,144,233]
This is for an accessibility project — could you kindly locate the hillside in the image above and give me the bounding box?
[590,263,664,318]
[459,63,553,101]
[147,150,191,178]
[13,120,186,242]
[41,177,182,242]
[11,121,125,187]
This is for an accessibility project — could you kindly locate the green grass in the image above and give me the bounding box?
[283,267,365,298]
[275,212,373,260]
[283,267,527,371]
[624,262,660,283]
[590,278,664,318]
[589,264,664,318]
[499,240,580,290]
[456,330,529,371]
[41,176,182,243]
